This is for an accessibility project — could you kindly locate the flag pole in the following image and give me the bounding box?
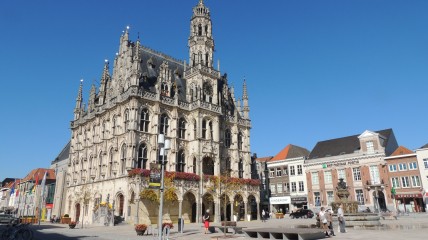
[38,171,48,226]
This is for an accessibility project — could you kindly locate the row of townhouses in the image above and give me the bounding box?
[260,129,428,215]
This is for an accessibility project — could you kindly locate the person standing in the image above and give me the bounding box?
[319,207,330,237]
[262,209,266,222]
[203,209,210,234]
[326,209,335,236]
[337,204,346,233]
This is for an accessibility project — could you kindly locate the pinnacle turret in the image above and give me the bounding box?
[74,79,83,120]
[242,79,250,119]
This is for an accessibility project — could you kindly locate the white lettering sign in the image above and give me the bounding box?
[269,196,291,205]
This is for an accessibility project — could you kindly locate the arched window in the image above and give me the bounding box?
[238,159,244,178]
[178,118,186,139]
[202,120,207,139]
[203,82,212,103]
[137,144,148,169]
[140,109,150,132]
[205,53,209,67]
[238,132,243,150]
[193,119,197,140]
[159,114,169,135]
[225,129,231,148]
[99,153,104,178]
[209,121,213,140]
[121,144,127,174]
[109,149,113,177]
[88,156,93,178]
[101,120,106,139]
[198,24,202,36]
[205,25,208,35]
[193,157,197,174]
[176,150,185,172]
[92,125,96,143]
[112,115,117,135]
[202,157,214,175]
[161,83,168,96]
[124,109,129,132]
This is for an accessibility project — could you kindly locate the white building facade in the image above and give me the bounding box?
[416,144,428,210]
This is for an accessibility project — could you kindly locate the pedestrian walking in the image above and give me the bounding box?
[326,209,335,236]
[262,209,266,222]
[319,207,330,237]
[337,204,346,233]
[203,209,210,234]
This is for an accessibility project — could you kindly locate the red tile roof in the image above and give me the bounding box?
[270,144,309,161]
[256,156,273,162]
[390,146,414,156]
[21,168,56,183]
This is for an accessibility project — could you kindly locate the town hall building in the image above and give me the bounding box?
[65,0,259,226]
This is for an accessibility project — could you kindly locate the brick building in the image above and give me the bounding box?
[385,146,425,212]
[304,129,398,212]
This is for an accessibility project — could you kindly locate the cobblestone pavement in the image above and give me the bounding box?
[26,213,428,240]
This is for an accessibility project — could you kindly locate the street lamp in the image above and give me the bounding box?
[157,134,170,240]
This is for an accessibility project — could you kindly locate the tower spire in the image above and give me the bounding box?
[99,60,110,105]
[242,79,250,119]
[74,79,83,120]
[188,0,214,68]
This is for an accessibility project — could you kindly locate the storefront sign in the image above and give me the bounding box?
[321,160,360,169]
[270,196,291,204]
[395,194,422,198]
[291,197,307,203]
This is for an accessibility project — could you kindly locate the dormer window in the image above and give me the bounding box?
[161,83,169,96]
[366,141,374,154]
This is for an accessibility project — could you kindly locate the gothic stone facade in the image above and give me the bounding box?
[65,1,259,225]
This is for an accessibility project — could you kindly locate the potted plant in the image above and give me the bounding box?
[134,224,148,235]
[69,221,77,229]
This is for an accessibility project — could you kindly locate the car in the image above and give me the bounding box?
[289,209,314,219]
[0,214,19,224]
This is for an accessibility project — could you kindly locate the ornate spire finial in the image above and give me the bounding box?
[78,79,83,100]
[243,78,248,100]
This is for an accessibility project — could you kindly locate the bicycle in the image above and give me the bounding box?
[1,222,33,240]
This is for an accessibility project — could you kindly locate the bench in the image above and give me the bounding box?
[243,227,325,240]
[209,225,246,234]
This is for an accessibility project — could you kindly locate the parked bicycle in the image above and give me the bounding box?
[1,222,33,240]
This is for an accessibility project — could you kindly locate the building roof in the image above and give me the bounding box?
[21,168,56,183]
[420,143,428,149]
[270,144,310,161]
[255,156,273,162]
[138,46,187,101]
[308,128,394,159]
[51,141,70,164]
[390,146,414,156]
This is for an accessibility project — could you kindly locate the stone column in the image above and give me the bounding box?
[244,201,248,221]
[229,201,234,221]
[214,198,220,223]
[178,200,183,220]
[256,200,260,221]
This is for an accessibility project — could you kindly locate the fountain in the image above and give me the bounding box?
[330,178,381,227]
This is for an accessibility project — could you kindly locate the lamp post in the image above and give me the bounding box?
[157,134,170,240]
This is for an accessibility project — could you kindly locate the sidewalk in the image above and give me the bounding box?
[31,214,428,240]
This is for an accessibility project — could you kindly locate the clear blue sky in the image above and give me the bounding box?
[1,0,428,179]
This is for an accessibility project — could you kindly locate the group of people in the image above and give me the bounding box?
[49,215,61,223]
[318,204,346,237]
